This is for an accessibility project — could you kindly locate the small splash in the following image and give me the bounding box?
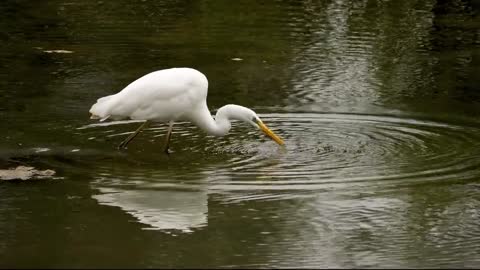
[34,47,73,54]
[43,49,74,54]
[33,147,51,153]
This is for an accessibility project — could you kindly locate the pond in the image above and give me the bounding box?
[1,0,479,268]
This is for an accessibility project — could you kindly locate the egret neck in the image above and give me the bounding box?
[189,104,256,137]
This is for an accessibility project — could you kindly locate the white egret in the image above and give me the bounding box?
[89,67,284,153]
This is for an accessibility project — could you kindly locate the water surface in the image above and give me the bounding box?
[1,0,479,268]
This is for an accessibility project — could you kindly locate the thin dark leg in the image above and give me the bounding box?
[163,121,174,154]
[117,121,149,149]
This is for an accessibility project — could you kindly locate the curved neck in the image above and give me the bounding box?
[189,104,252,137]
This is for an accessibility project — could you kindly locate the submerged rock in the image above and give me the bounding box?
[0,166,56,181]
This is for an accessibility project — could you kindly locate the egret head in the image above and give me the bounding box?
[217,104,285,145]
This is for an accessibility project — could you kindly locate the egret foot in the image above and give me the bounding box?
[163,147,173,155]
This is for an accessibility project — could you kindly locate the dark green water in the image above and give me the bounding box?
[1,0,480,268]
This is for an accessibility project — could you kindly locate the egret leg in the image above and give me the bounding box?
[163,121,174,154]
[117,121,149,150]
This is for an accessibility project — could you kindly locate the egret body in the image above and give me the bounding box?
[89,67,284,153]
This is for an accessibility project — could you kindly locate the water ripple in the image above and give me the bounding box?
[85,113,480,204]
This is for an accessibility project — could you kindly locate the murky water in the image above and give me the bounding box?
[1,0,480,268]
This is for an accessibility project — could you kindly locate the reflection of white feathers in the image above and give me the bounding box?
[93,187,208,232]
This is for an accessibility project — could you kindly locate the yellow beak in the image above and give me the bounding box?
[257,121,285,145]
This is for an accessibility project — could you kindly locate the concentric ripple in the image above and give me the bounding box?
[84,112,480,206]
[206,113,480,196]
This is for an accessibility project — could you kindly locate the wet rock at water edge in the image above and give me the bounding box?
[0,166,56,181]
